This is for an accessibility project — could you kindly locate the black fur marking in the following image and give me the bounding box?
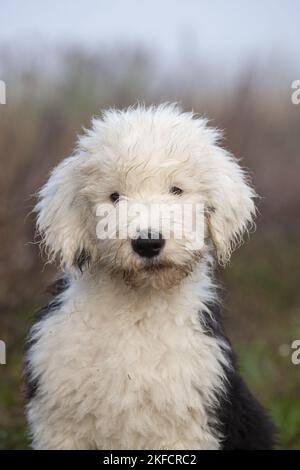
[24,363,40,402]
[200,301,228,341]
[74,248,91,272]
[201,302,277,449]
[219,368,277,449]
[24,276,70,402]
[47,276,70,296]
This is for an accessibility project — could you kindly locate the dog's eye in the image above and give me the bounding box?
[110,192,120,204]
[170,186,183,196]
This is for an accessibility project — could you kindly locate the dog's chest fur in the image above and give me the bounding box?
[27,273,228,449]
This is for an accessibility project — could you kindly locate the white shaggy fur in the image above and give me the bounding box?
[27,104,255,450]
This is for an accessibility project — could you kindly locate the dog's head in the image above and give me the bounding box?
[35,104,255,289]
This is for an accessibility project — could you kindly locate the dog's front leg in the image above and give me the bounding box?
[30,428,93,450]
[27,400,93,450]
[30,425,93,450]
[33,435,91,450]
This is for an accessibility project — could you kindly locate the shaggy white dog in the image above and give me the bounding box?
[25,104,275,450]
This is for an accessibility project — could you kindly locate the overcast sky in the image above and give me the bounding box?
[1,0,299,76]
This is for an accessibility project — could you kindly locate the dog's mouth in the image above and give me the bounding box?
[141,259,174,272]
[106,243,204,289]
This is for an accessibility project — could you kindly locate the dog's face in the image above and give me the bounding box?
[36,104,255,289]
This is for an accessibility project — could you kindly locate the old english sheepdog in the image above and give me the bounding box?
[25,104,276,449]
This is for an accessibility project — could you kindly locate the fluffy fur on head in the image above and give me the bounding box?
[26,104,275,450]
[35,103,255,284]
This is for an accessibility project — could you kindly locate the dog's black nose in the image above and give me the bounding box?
[131,231,165,258]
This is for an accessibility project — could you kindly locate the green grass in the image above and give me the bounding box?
[0,306,30,449]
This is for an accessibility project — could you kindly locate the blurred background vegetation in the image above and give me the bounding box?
[0,4,300,449]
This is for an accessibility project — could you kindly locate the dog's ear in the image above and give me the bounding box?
[35,154,95,272]
[205,147,256,264]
